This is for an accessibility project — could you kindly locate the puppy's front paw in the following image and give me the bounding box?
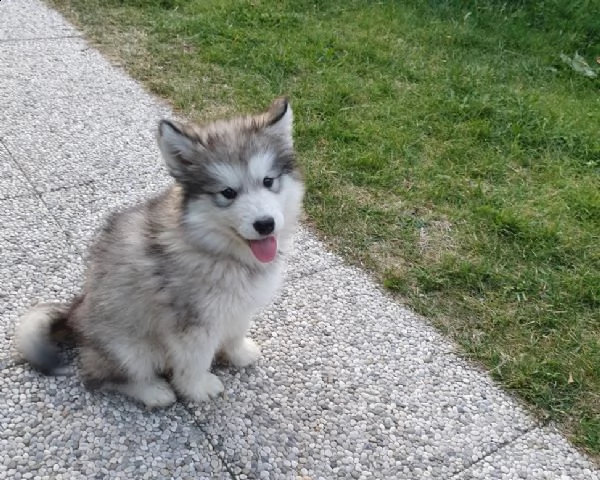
[224,337,261,368]
[179,372,224,403]
[116,379,177,409]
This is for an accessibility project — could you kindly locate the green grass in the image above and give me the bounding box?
[48,0,600,456]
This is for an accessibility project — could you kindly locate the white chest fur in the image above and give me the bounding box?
[181,254,285,337]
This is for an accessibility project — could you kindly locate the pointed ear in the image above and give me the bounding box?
[264,97,293,141]
[157,120,202,181]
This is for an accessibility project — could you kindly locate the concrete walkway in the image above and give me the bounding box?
[0,1,598,479]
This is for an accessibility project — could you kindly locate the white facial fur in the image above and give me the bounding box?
[157,99,303,265]
[182,163,303,265]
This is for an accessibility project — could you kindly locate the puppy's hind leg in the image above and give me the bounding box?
[79,344,176,409]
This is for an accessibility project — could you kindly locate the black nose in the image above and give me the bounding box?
[253,217,275,235]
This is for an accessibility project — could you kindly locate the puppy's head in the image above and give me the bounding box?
[157,97,304,265]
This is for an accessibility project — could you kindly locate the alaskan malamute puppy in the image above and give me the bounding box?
[16,97,304,408]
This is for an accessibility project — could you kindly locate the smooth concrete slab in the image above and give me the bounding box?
[0,195,83,365]
[0,366,232,480]
[0,0,77,41]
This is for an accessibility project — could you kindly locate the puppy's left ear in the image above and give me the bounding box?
[157,119,204,182]
[264,96,293,140]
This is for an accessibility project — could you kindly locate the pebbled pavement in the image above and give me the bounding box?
[0,1,598,479]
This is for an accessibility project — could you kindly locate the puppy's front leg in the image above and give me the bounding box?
[166,327,224,403]
[220,336,261,368]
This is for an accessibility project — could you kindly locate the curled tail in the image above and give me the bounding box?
[16,302,76,375]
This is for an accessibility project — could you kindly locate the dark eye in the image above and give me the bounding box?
[221,187,237,200]
[263,177,274,188]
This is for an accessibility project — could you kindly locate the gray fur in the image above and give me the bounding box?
[15,303,71,376]
[15,97,304,408]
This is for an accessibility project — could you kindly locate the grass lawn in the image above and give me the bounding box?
[48,0,599,455]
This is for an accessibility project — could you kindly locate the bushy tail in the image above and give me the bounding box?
[16,302,75,375]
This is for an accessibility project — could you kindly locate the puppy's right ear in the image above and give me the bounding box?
[157,120,203,181]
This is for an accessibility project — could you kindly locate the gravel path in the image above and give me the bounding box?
[1,1,598,479]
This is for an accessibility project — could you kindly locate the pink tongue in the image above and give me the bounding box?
[249,236,278,263]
